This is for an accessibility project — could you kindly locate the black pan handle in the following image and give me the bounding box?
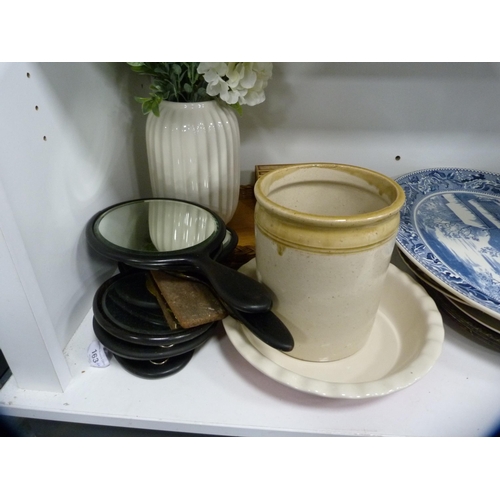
[226,305,294,352]
[158,269,291,351]
[189,255,273,313]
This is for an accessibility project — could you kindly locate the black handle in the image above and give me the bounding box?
[154,267,292,351]
[227,306,294,352]
[192,256,273,313]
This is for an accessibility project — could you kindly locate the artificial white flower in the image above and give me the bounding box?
[197,62,273,107]
[129,62,273,115]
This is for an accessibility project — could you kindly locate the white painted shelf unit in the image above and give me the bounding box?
[1,62,500,436]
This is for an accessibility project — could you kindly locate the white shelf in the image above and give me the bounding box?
[2,63,500,436]
[2,272,500,437]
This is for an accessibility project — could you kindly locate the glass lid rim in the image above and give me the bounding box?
[90,197,225,260]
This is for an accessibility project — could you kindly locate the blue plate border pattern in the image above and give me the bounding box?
[395,167,500,319]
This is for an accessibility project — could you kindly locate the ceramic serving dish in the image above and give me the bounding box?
[396,168,500,321]
[223,260,444,399]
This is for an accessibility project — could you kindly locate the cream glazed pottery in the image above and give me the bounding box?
[223,259,444,398]
[254,163,406,362]
[145,100,240,224]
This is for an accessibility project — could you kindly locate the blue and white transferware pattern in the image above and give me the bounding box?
[396,168,500,320]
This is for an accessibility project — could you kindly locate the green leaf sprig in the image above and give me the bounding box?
[128,62,209,116]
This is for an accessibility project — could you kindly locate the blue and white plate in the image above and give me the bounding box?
[396,168,500,321]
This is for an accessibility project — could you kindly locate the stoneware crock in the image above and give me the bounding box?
[254,163,405,362]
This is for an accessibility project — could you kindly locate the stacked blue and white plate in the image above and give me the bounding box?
[395,167,500,352]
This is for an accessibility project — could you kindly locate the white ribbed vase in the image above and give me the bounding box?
[145,100,240,223]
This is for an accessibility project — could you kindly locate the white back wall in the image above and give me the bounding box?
[238,62,500,182]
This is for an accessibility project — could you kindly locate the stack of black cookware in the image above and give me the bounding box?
[89,229,238,379]
[92,269,223,379]
[86,198,294,379]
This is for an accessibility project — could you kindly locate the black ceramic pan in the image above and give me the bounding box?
[113,351,195,379]
[92,273,214,346]
[92,318,216,360]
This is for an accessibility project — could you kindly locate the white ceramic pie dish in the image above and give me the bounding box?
[223,259,444,399]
